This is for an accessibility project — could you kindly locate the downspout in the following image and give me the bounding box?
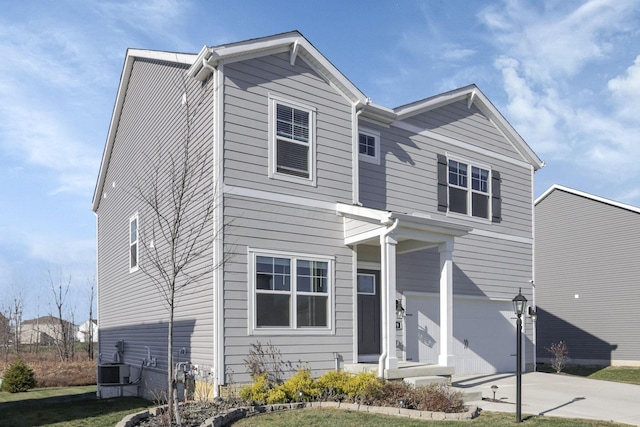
[200,57,225,398]
[352,101,363,206]
[530,166,537,372]
[378,217,399,378]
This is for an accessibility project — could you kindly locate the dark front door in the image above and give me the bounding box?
[357,269,381,360]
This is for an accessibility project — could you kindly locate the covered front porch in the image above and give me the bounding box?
[337,204,471,379]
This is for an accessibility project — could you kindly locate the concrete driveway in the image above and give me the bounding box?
[453,372,640,426]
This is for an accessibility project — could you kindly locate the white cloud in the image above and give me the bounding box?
[96,0,193,51]
[0,83,100,195]
[480,0,640,206]
[443,47,476,61]
[608,55,640,121]
[480,0,638,83]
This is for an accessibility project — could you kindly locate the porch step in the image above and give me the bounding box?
[403,376,449,387]
[343,362,455,380]
[386,364,455,380]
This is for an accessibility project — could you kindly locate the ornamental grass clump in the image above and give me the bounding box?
[2,358,37,393]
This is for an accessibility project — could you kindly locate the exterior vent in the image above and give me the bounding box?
[98,364,130,384]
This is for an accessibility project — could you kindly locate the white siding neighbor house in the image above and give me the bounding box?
[92,31,543,399]
[535,185,640,367]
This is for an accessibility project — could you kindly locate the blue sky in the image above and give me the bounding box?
[1,0,639,319]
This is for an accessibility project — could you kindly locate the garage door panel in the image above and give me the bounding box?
[405,294,516,375]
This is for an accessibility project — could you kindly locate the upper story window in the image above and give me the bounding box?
[249,248,333,335]
[269,95,316,186]
[129,214,139,272]
[358,128,380,164]
[437,154,501,223]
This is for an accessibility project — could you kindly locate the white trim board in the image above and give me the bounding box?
[223,185,336,211]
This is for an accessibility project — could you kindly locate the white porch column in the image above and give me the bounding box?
[438,240,454,367]
[382,231,399,370]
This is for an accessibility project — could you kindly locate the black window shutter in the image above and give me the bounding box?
[437,154,448,212]
[491,170,502,223]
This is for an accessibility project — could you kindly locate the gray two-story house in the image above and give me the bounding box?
[92,31,543,399]
[535,185,640,367]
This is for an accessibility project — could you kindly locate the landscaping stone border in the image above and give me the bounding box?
[116,402,479,427]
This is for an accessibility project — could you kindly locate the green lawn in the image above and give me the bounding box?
[230,408,628,426]
[3,367,639,427]
[0,385,152,427]
[537,365,640,385]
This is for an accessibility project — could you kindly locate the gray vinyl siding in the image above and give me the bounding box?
[223,194,353,383]
[535,189,640,364]
[223,53,353,203]
[359,117,533,239]
[96,57,215,397]
[403,101,521,159]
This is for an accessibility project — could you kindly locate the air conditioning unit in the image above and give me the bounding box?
[98,364,130,384]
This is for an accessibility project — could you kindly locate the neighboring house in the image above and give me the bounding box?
[92,31,543,399]
[535,185,640,367]
[20,315,77,346]
[77,319,98,343]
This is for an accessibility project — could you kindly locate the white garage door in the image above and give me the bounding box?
[405,294,517,375]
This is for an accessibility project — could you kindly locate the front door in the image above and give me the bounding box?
[357,270,381,361]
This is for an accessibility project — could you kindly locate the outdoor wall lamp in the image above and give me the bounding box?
[512,288,527,423]
[527,305,537,321]
[396,299,405,320]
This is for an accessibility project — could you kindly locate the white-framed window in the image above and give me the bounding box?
[129,213,139,272]
[358,128,380,164]
[268,95,316,186]
[248,248,334,335]
[357,273,376,295]
[448,158,491,219]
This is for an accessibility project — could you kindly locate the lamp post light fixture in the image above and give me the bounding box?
[512,288,527,423]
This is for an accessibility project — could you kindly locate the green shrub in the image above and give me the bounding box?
[316,370,351,396]
[266,387,288,404]
[279,368,320,401]
[2,358,37,393]
[239,373,269,404]
[343,371,383,400]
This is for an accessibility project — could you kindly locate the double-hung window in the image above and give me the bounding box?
[129,214,139,272]
[249,249,333,334]
[448,159,491,219]
[269,96,316,185]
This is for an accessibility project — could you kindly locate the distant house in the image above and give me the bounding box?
[535,185,640,366]
[20,315,77,346]
[77,319,97,343]
[92,31,543,400]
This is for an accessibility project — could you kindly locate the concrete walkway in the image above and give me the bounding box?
[453,372,640,426]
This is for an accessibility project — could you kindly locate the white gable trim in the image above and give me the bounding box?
[392,120,534,170]
[535,184,640,214]
[187,31,367,105]
[92,49,197,211]
[392,86,544,171]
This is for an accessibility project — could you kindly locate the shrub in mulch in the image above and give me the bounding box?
[239,368,466,413]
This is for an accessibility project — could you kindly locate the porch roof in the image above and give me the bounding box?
[336,203,472,253]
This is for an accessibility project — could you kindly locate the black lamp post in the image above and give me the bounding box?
[512,288,527,423]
